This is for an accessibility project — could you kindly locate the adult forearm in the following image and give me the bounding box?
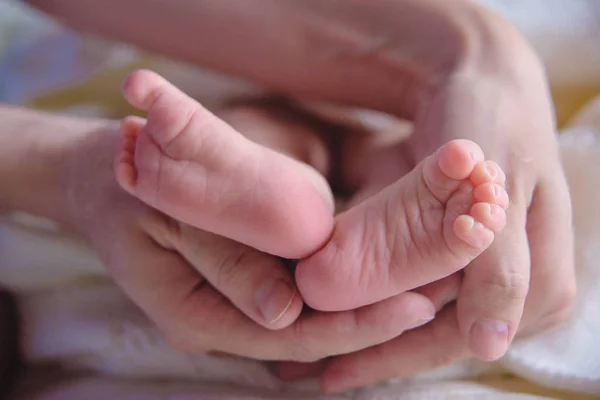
[0,105,106,225]
[25,0,529,118]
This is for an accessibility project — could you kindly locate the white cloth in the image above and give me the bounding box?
[1,1,600,399]
[5,102,600,400]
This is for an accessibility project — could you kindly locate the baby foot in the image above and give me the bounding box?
[296,139,509,311]
[114,70,334,258]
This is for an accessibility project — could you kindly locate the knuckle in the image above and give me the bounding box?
[477,269,530,302]
[214,246,262,290]
[214,243,268,288]
[287,324,323,363]
[355,304,396,338]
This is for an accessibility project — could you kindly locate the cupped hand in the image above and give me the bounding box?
[56,112,436,363]
[27,0,576,388]
[276,11,576,392]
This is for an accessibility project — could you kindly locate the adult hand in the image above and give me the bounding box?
[294,88,575,390]
[274,6,576,391]
[26,0,576,387]
[56,113,436,362]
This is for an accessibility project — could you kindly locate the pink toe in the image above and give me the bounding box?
[453,215,495,249]
[486,161,506,184]
[122,116,146,134]
[114,162,136,194]
[470,160,506,186]
[473,183,509,208]
[122,70,164,110]
[469,203,507,233]
[437,140,484,181]
[115,117,145,194]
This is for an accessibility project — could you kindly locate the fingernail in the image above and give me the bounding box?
[407,315,435,330]
[255,279,296,324]
[470,320,510,361]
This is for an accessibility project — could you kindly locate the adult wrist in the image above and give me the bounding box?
[0,106,114,229]
[57,117,121,234]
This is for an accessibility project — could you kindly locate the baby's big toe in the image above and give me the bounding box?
[122,69,165,110]
[422,140,484,204]
[437,140,484,180]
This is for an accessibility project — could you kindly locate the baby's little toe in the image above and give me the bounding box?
[453,215,495,249]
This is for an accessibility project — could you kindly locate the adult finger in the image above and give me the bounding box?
[320,305,469,393]
[456,184,531,361]
[217,288,435,362]
[106,214,436,359]
[126,203,304,331]
[274,274,460,381]
[520,172,576,336]
[120,70,334,259]
[174,223,304,329]
[153,247,437,361]
[414,273,461,312]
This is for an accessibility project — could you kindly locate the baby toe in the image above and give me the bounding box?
[470,160,506,186]
[470,203,507,233]
[437,139,484,181]
[473,182,509,208]
[453,215,495,250]
[114,117,146,194]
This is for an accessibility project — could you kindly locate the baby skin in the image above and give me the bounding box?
[115,70,509,313]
